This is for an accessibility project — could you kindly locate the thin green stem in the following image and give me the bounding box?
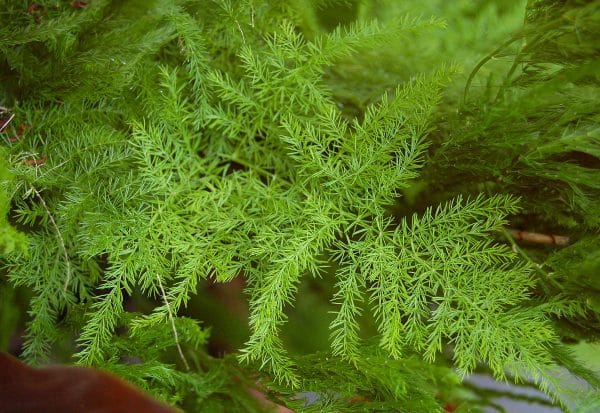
[500,227,562,292]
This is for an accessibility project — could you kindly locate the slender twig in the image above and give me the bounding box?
[494,33,544,102]
[462,35,521,105]
[0,113,15,133]
[501,228,562,291]
[32,187,72,291]
[156,274,190,371]
[507,229,569,246]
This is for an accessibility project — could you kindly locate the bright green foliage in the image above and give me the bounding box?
[1,0,599,412]
[0,149,27,254]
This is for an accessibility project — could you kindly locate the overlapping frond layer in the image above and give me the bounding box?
[424,0,600,229]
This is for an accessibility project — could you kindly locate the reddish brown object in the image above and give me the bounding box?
[21,155,46,166]
[8,123,28,143]
[27,3,42,14]
[444,402,458,412]
[0,352,177,413]
[349,395,368,404]
[70,1,89,7]
[246,386,294,413]
[508,229,570,246]
[27,3,44,22]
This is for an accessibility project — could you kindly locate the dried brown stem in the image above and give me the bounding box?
[507,229,569,246]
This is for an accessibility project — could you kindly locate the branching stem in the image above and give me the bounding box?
[156,273,190,371]
[32,186,72,292]
[500,227,562,291]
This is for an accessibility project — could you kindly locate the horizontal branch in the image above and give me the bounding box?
[507,229,569,246]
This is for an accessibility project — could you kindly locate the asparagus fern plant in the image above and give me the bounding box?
[1,0,599,411]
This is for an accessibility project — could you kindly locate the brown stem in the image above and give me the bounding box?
[507,229,569,246]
